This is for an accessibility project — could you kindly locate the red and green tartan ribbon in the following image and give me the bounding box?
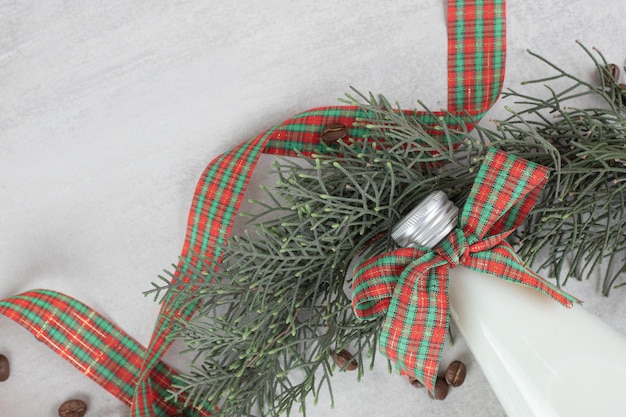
[0,290,178,414]
[351,148,580,394]
[0,1,507,415]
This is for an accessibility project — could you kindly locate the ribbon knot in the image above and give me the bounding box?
[435,229,470,267]
[351,148,579,394]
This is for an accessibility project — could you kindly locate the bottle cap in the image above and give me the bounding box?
[391,190,459,249]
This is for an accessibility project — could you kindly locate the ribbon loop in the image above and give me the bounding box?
[351,148,579,394]
[352,247,431,320]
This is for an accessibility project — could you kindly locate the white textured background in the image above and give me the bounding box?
[1,1,625,416]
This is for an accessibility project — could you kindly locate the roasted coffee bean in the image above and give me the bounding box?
[408,376,424,389]
[0,354,9,382]
[445,360,467,387]
[354,230,388,256]
[601,63,621,85]
[428,377,449,400]
[331,349,358,371]
[320,123,348,144]
[610,64,621,81]
[58,399,87,417]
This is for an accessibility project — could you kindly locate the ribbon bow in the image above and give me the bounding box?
[351,148,579,393]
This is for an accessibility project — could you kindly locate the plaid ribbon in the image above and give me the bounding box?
[0,290,178,413]
[0,1,507,415]
[351,148,579,394]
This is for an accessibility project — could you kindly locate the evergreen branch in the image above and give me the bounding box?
[148,43,626,416]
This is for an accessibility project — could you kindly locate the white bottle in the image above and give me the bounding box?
[391,191,626,417]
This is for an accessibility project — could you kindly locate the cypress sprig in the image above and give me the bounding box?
[146,43,626,416]
[490,42,626,293]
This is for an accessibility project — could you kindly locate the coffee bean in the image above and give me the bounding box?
[0,354,9,382]
[445,360,467,387]
[355,230,388,256]
[610,64,621,81]
[601,63,621,85]
[58,399,87,417]
[408,376,424,389]
[331,349,358,371]
[620,83,626,106]
[428,377,449,400]
[320,123,348,144]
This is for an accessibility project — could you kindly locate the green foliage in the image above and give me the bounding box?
[146,43,626,416]
[487,42,626,293]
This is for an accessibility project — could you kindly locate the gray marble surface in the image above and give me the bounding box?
[2,1,626,416]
